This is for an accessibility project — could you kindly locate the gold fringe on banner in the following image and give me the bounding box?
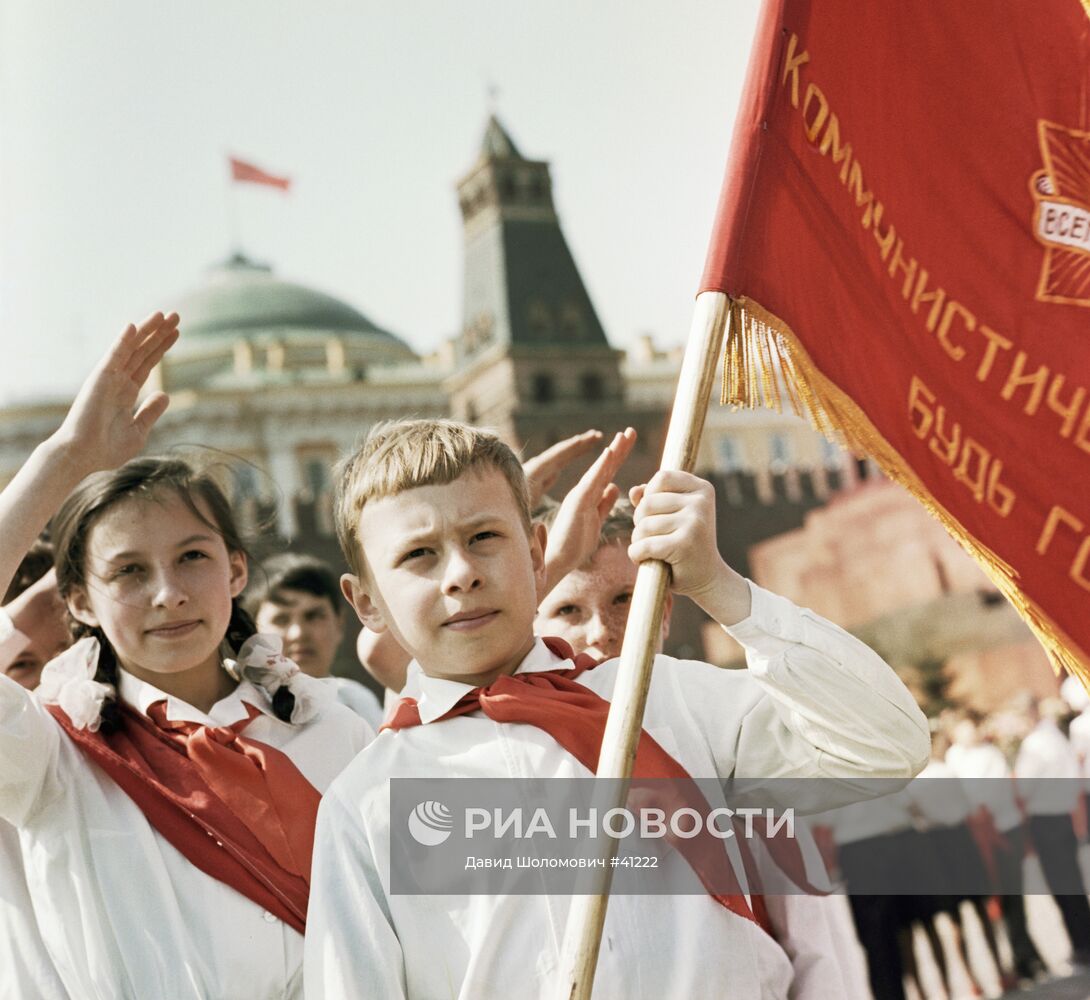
[723,295,1090,688]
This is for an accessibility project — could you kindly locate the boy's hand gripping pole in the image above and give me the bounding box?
[556,292,730,1000]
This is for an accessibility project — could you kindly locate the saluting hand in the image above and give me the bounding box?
[522,429,605,508]
[542,428,637,596]
[54,312,180,476]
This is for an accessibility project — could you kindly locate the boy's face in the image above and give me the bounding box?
[342,467,546,687]
[255,588,344,678]
[535,542,671,661]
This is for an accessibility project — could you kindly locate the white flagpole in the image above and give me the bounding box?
[556,290,731,1000]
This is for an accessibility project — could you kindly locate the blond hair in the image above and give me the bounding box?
[334,418,531,576]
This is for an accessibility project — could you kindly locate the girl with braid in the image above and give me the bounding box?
[0,313,373,999]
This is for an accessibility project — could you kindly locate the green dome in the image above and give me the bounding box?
[174,252,413,354]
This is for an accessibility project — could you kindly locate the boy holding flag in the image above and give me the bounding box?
[305,418,928,998]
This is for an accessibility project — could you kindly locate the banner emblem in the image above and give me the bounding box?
[1031,120,1090,307]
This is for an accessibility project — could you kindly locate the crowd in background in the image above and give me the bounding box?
[816,691,1090,999]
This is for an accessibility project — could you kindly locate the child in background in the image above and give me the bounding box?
[946,714,1047,984]
[0,544,69,1000]
[2,536,54,603]
[248,553,384,729]
[900,729,1008,997]
[306,418,929,999]
[0,314,372,999]
[534,498,669,661]
[1014,696,1090,968]
[0,547,69,691]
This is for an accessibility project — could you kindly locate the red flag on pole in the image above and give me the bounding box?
[229,156,291,191]
[700,1,1090,682]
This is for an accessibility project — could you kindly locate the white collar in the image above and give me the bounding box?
[116,667,274,727]
[413,638,572,724]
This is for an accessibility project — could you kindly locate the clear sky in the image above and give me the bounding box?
[0,1,761,403]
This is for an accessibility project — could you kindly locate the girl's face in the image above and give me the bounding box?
[66,489,247,682]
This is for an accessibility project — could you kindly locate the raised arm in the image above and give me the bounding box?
[521,429,604,508]
[0,313,178,825]
[0,313,179,599]
[630,470,929,793]
[540,428,636,597]
[0,569,68,681]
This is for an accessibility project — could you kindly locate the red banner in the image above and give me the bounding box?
[229,156,291,191]
[700,1,1090,679]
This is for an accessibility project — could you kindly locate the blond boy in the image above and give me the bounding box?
[305,419,929,999]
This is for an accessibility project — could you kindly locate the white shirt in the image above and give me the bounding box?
[321,675,384,731]
[1069,710,1090,784]
[0,608,29,671]
[945,742,1022,832]
[1015,718,1081,815]
[0,658,373,1000]
[905,759,973,828]
[306,582,929,1000]
[0,820,68,1000]
[764,893,870,1000]
[752,821,869,1000]
[0,609,69,1000]
[819,788,915,845]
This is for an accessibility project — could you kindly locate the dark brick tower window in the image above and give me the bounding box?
[580,372,604,401]
[532,373,555,404]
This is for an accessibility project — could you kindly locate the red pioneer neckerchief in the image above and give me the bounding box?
[48,698,321,934]
[385,638,792,932]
